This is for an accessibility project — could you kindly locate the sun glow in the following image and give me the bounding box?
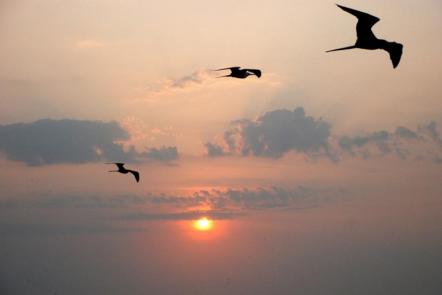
[193,217,213,231]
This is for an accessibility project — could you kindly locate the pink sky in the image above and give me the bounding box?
[1,1,442,294]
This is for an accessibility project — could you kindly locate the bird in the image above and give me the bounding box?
[106,163,140,183]
[326,4,403,68]
[214,67,262,79]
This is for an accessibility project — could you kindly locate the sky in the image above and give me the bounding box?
[1,0,442,294]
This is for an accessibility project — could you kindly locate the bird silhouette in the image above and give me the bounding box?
[327,4,403,68]
[214,67,262,79]
[107,163,140,182]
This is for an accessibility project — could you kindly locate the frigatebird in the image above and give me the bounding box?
[327,4,403,68]
[214,67,262,79]
[107,163,140,183]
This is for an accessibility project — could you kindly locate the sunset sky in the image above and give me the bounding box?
[1,1,442,294]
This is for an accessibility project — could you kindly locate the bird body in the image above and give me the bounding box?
[214,67,262,79]
[327,4,403,68]
[107,163,140,182]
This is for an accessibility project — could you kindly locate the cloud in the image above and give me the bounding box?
[206,107,331,159]
[419,121,442,145]
[206,107,442,163]
[0,186,343,240]
[205,143,226,157]
[0,186,339,238]
[168,70,210,89]
[0,119,132,165]
[337,122,442,161]
[121,210,241,221]
[0,186,340,212]
[145,70,213,96]
[0,223,142,236]
[395,126,418,139]
[142,146,178,162]
[0,193,148,209]
[0,119,179,166]
[339,131,391,154]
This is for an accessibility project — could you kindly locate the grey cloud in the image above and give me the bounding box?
[205,142,226,157]
[142,146,178,162]
[0,194,148,209]
[206,107,331,159]
[0,119,179,165]
[419,121,442,145]
[169,70,209,89]
[338,122,442,161]
[339,130,391,154]
[0,186,341,212]
[395,126,418,139]
[338,136,369,150]
[206,107,442,163]
[0,223,142,237]
[122,210,241,221]
[0,187,339,236]
[0,119,133,165]
[146,70,212,95]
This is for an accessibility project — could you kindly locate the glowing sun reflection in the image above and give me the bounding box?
[193,217,213,231]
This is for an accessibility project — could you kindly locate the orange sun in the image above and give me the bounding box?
[193,217,213,231]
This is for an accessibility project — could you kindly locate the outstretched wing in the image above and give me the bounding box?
[214,67,241,73]
[115,163,125,170]
[106,162,125,169]
[244,69,262,77]
[128,170,140,182]
[337,4,380,39]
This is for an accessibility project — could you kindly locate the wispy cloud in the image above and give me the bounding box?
[0,223,142,236]
[0,186,342,212]
[121,210,241,221]
[141,69,281,100]
[0,186,343,237]
[144,69,214,96]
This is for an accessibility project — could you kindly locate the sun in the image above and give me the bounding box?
[193,217,213,231]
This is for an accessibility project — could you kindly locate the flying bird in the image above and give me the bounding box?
[214,67,262,79]
[107,163,140,183]
[327,4,403,68]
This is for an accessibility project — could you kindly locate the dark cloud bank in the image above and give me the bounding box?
[0,119,178,165]
[0,186,342,225]
[1,109,440,166]
[206,107,442,163]
[0,185,342,237]
[0,186,336,211]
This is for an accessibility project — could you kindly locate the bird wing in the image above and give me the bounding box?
[244,69,261,77]
[115,163,125,169]
[128,170,140,182]
[214,67,241,72]
[387,42,403,68]
[337,4,380,39]
[106,162,125,169]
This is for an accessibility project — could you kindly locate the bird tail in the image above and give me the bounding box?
[216,74,231,78]
[326,45,357,53]
[212,66,239,71]
[211,68,231,72]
